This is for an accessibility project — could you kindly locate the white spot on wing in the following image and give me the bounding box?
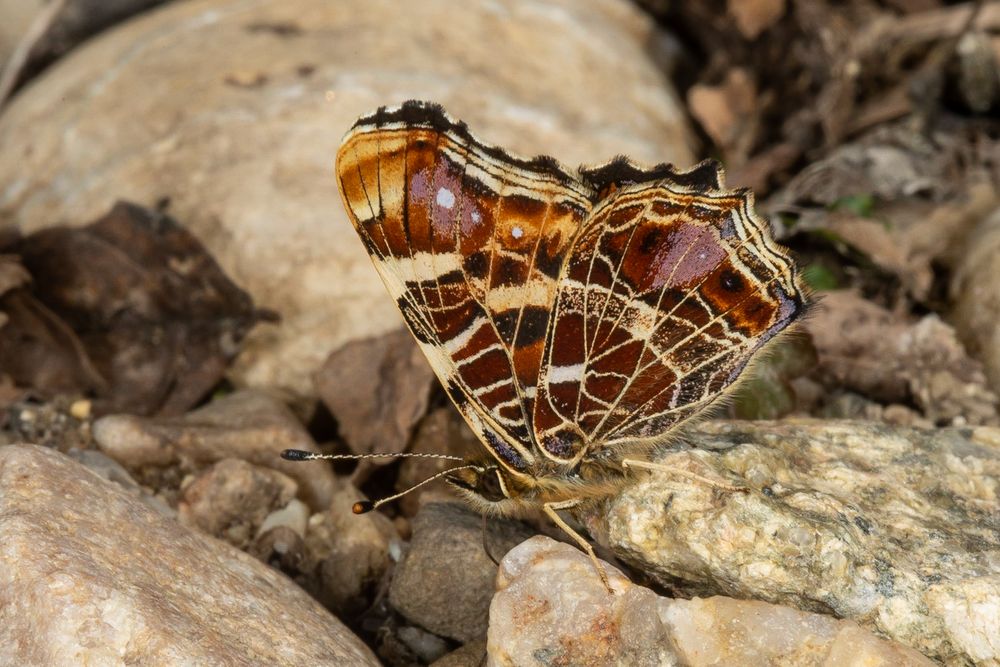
[512,226,524,239]
[436,187,456,209]
[547,363,585,384]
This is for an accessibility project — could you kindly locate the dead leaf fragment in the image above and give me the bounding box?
[727,0,786,40]
[0,255,30,296]
[688,68,758,167]
[805,290,998,425]
[3,201,264,415]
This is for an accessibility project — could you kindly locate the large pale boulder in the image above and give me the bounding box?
[488,536,935,667]
[588,419,1000,665]
[0,0,693,395]
[0,444,379,665]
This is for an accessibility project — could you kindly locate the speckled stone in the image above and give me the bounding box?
[488,536,935,667]
[389,501,536,643]
[92,389,338,509]
[0,444,378,665]
[588,419,1000,665]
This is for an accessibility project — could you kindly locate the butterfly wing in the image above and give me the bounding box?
[532,161,805,460]
[336,102,592,472]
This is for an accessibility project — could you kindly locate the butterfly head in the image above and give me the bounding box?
[445,461,529,516]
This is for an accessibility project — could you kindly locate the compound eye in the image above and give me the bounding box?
[477,469,506,502]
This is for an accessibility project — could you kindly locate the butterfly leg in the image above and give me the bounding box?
[621,458,746,492]
[481,513,500,566]
[542,499,613,593]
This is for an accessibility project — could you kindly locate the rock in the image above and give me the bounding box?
[818,390,932,428]
[315,329,435,460]
[67,448,174,518]
[0,0,693,396]
[431,639,487,667]
[0,444,379,665]
[662,598,934,667]
[259,497,309,538]
[390,501,536,643]
[490,535,681,667]
[251,523,305,572]
[805,290,998,426]
[729,332,817,420]
[178,457,297,548]
[489,536,933,667]
[92,389,338,509]
[397,625,451,664]
[589,419,1000,665]
[951,205,1000,396]
[303,483,400,617]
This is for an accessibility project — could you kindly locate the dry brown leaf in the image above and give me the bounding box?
[727,0,786,40]
[825,212,933,298]
[0,255,30,296]
[0,288,106,398]
[805,290,998,425]
[687,68,758,166]
[3,201,264,415]
[726,142,800,194]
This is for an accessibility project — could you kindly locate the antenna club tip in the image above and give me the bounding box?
[352,500,374,514]
[281,449,313,461]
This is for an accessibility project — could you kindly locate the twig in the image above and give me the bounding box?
[0,0,69,109]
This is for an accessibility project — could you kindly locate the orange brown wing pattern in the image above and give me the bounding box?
[532,163,805,460]
[335,102,592,472]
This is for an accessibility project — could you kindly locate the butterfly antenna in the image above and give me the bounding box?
[280,449,464,463]
[280,449,476,514]
[349,464,481,514]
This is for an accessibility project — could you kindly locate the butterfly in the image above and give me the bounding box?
[285,101,805,587]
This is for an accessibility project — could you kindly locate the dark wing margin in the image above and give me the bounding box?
[579,158,725,200]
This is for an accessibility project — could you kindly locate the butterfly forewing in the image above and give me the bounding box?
[336,102,593,472]
[533,168,805,455]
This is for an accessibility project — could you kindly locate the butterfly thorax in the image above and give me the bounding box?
[446,453,628,517]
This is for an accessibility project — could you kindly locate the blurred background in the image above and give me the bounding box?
[0,1,998,665]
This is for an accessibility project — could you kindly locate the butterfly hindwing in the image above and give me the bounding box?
[336,102,592,472]
[533,163,805,458]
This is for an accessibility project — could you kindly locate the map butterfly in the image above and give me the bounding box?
[285,101,805,586]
